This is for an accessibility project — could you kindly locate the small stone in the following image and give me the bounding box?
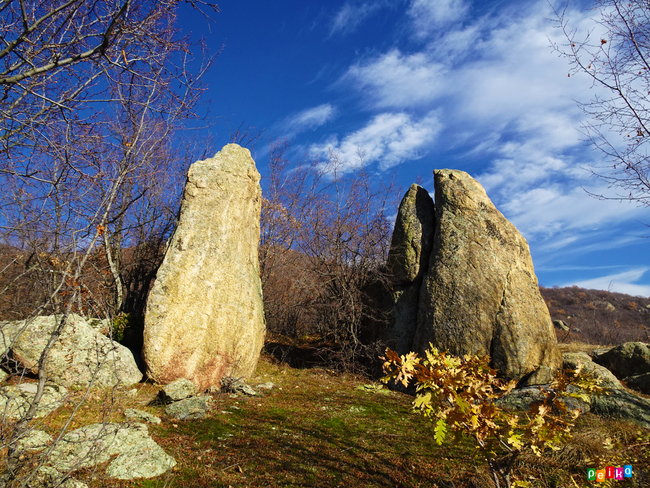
[161,378,198,402]
[14,429,53,452]
[220,377,257,396]
[553,320,569,332]
[165,396,212,420]
[256,382,274,390]
[125,408,161,425]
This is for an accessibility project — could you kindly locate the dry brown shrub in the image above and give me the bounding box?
[625,301,638,310]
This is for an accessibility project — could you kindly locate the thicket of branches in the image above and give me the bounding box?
[260,140,400,372]
[0,1,218,485]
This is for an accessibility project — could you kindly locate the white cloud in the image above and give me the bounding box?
[319,1,647,260]
[309,111,442,171]
[330,2,386,36]
[281,104,336,136]
[493,183,646,241]
[407,0,468,38]
[343,50,447,108]
[567,268,650,297]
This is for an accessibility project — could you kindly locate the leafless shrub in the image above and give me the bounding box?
[260,140,400,373]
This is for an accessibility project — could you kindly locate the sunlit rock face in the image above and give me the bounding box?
[388,170,561,385]
[143,144,266,389]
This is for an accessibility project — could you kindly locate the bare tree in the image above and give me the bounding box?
[551,0,650,204]
[0,1,219,485]
[260,141,400,372]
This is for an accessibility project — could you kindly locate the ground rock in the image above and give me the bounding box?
[592,342,650,379]
[412,170,562,385]
[0,383,67,419]
[165,396,212,420]
[20,467,88,488]
[220,376,257,396]
[143,144,266,389]
[161,377,198,401]
[496,386,591,414]
[562,352,623,389]
[593,301,616,312]
[2,314,142,388]
[499,386,650,429]
[384,184,435,355]
[124,408,161,425]
[623,372,650,395]
[590,389,650,429]
[14,429,53,452]
[48,422,176,480]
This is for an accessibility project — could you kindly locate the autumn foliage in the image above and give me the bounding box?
[382,346,603,488]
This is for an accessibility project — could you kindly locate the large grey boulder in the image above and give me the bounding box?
[1,314,142,388]
[592,342,650,379]
[0,383,67,419]
[143,144,266,389]
[562,352,623,389]
[384,184,435,355]
[497,386,650,429]
[590,389,650,429]
[409,170,561,385]
[47,422,176,480]
[624,372,650,395]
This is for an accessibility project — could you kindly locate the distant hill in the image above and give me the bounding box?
[540,286,650,346]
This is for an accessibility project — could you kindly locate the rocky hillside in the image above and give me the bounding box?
[540,286,650,346]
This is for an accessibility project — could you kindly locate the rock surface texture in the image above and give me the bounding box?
[592,342,650,379]
[592,342,650,394]
[562,352,623,389]
[1,315,141,388]
[384,184,435,355]
[387,170,561,385]
[47,422,176,480]
[143,144,266,389]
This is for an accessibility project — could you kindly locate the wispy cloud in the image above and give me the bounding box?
[309,111,442,171]
[567,268,650,297]
[335,1,635,249]
[280,103,336,137]
[330,2,387,36]
[343,50,447,108]
[407,0,468,38]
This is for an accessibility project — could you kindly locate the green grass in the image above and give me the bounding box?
[27,354,650,487]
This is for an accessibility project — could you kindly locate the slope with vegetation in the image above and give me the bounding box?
[541,286,650,347]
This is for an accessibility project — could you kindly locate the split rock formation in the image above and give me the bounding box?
[386,170,562,385]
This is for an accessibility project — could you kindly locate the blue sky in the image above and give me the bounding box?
[179,0,650,296]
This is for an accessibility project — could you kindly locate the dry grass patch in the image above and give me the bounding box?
[11,354,650,487]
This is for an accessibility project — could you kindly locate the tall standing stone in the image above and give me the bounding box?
[384,184,435,355]
[412,170,561,385]
[143,144,266,389]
